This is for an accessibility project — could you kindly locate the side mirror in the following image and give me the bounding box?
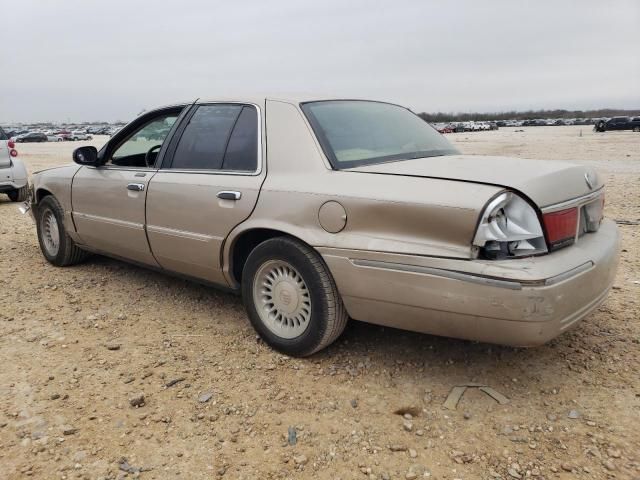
[73,146,99,166]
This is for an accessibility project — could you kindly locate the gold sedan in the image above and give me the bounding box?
[27,96,619,356]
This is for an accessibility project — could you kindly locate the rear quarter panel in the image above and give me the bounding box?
[223,99,502,284]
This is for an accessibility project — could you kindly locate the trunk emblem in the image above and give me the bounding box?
[584,172,595,190]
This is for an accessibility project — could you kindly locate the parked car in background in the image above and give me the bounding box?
[7,129,28,139]
[26,96,619,356]
[71,131,93,141]
[15,132,48,143]
[435,124,453,134]
[0,127,28,201]
[594,116,639,132]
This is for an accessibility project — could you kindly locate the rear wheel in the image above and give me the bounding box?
[7,186,27,202]
[36,195,90,266]
[241,236,348,357]
[634,127,640,132]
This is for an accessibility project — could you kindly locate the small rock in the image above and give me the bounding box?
[129,393,145,408]
[567,410,580,419]
[105,343,121,351]
[350,399,358,408]
[50,394,60,400]
[198,392,213,403]
[293,454,308,466]
[607,448,621,458]
[561,463,573,472]
[463,412,471,420]
[508,468,522,479]
[62,426,78,436]
[389,445,407,452]
[119,458,141,474]
[408,448,417,458]
[165,378,185,388]
[603,460,616,471]
[403,420,413,432]
[405,473,417,480]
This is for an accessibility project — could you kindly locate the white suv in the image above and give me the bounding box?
[0,126,28,202]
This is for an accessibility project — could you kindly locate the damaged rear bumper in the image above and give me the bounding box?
[320,219,620,347]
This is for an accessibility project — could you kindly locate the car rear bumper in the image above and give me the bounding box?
[1,164,28,191]
[319,219,620,346]
[0,181,25,192]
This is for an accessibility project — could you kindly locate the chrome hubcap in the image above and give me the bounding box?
[253,260,311,339]
[41,209,60,256]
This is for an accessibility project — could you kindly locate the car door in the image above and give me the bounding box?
[145,102,265,285]
[72,107,185,265]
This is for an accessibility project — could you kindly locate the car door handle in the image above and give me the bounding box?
[217,191,241,200]
[127,183,145,191]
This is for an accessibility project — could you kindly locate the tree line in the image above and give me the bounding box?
[417,108,640,123]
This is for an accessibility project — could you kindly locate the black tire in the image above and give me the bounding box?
[634,127,640,133]
[7,186,28,202]
[241,236,348,357]
[36,195,90,266]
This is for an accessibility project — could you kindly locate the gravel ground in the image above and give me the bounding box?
[1,126,638,479]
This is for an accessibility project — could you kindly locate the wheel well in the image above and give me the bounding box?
[36,188,53,203]
[230,228,295,284]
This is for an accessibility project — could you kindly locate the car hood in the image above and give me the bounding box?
[347,154,602,207]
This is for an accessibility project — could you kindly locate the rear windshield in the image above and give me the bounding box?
[0,127,7,140]
[301,100,459,168]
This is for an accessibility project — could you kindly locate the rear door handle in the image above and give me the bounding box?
[217,191,241,200]
[127,183,145,191]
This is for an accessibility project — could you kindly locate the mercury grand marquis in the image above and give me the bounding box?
[26,96,620,356]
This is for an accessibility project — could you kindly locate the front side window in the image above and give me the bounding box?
[301,100,459,169]
[170,104,258,171]
[108,111,180,167]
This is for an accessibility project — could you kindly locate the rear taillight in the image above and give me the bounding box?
[10,149,18,157]
[8,140,15,148]
[543,207,578,250]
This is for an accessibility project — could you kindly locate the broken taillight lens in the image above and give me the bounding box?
[473,191,548,259]
[543,207,578,250]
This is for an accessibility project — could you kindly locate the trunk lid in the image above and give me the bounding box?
[348,154,602,207]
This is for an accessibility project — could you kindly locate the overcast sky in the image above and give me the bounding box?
[1,0,638,123]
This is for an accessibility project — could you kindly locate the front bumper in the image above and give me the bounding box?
[320,219,620,346]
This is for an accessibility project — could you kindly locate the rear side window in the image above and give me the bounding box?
[170,104,258,171]
[0,127,7,140]
[222,106,258,171]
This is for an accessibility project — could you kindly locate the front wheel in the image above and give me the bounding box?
[241,237,348,357]
[36,195,90,266]
[7,186,28,202]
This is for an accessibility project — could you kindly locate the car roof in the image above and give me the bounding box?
[154,94,399,110]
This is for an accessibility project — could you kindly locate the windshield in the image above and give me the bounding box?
[301,100,458,168]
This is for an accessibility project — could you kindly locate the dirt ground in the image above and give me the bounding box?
[1,126,638,480]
